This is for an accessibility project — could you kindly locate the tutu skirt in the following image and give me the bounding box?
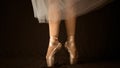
[31,0,113,23]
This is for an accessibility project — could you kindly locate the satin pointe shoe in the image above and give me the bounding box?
[46,41,62,67]
[65,41,78,65]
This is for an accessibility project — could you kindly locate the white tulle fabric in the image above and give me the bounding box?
[31,0,113,23]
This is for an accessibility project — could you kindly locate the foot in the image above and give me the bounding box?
[46,40,62,67]
[65,41,78,64]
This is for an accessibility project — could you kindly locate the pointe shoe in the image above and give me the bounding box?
[46,41,62,67]
[65,41,78,65]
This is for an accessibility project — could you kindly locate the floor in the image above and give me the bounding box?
[1,57,120,68]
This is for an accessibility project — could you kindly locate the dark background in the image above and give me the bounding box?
[1,0,120,68]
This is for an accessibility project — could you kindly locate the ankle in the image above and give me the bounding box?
[67,35,75,42]
[49,36,59,46]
